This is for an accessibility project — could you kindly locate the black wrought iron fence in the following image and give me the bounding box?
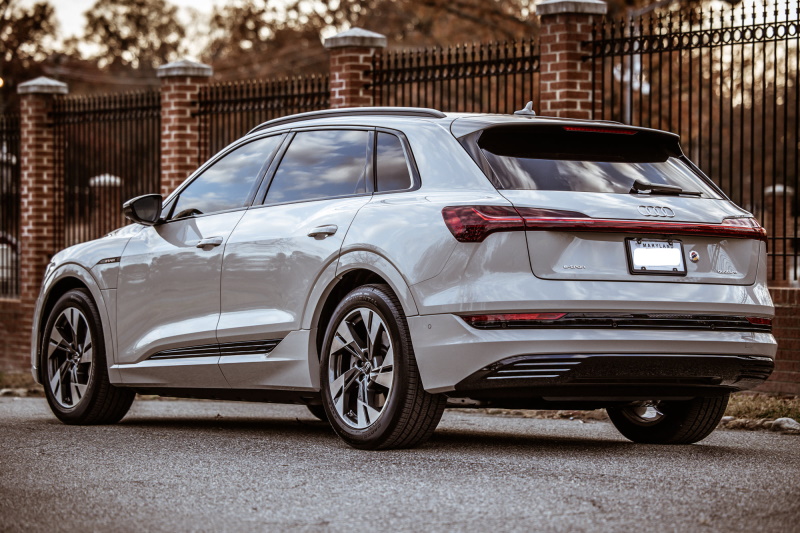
[52,91,161,249]
[0,111,20,298]
[196,75,329,164]
[370,39,541,114]
[587,0,800,284]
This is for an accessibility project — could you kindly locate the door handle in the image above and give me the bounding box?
[307,225,338,238]
[196,236,224,248]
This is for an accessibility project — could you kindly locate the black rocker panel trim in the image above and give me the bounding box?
[149,339,282,360]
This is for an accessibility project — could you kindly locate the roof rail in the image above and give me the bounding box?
[248,107,447,134]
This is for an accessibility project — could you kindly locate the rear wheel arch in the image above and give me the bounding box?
[313,269,390,361]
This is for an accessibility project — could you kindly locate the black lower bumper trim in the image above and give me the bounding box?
[453,353,774,396]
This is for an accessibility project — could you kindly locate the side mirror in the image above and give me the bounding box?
[123,194,163,226]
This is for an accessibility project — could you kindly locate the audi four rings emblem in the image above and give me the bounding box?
[638,205,675,217]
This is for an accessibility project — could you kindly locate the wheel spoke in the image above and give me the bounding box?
[79,343,93,364]
[49,361,67,398]
[358,399,381,426]
[330,367,359,401]
[70,381,87,403]
[373,368,394,389]
[333,322,367,362]
[48,328,68,357]
[64,308,80,341]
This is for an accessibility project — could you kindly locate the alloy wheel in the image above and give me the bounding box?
[326,306,395,429]
[46,307,93,408]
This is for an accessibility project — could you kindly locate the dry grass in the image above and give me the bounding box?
[725,393,800,421]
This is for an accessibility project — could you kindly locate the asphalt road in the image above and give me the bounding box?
[1,398,798,532]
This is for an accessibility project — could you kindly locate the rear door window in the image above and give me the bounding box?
[477,125,721,198]
[264,130,369,204]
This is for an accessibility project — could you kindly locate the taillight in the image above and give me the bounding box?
[441,205,524,242]
[746,316,772,326]
[442,206,767,243]
[461,313,567,328]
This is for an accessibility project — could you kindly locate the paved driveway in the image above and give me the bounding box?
[1,397,797,532]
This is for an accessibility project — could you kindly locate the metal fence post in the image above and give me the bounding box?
[14,77,68,373]
[324,28,387,109]
[157,59,213,198]
[536,0,607,119]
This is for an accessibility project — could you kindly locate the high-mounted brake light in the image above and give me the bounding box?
[442,207,768,243]
[563,126,638,135]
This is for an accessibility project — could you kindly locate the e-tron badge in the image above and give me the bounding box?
[638,205,675,217]
[689,250,700,263]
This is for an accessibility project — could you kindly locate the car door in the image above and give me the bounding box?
[115,135,284,387]
[217,128,373,390]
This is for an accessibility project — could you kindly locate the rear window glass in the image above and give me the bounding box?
[477,126,721,198]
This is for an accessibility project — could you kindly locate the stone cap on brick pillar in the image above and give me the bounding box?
[156,59,213,78]
[17,76,68,95]
[535,0,607,16]
[324,28,387,49]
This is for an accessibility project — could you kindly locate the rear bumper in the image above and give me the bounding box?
[408,313,777,394]
[453,353,773,398]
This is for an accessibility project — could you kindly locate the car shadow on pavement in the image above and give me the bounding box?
[113,415,745,457]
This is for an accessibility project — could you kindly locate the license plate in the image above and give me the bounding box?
[626,238,686,275]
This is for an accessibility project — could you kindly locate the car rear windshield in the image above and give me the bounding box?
[476,125,722,198]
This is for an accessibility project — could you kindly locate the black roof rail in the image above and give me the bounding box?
[247,107,447,134]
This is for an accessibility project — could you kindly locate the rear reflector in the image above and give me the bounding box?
[461,313,567,327]
[442,206,767,243]
[746,316,772,326]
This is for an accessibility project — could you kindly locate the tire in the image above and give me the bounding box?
[607,395,729,444]
[320,284,446,450]
[40,288,135,424]
[306,403,328,422]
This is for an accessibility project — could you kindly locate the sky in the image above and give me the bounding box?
[22,0,227,40]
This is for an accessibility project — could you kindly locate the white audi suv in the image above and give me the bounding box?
[32,107,775,449]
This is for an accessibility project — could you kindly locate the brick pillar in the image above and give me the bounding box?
[16,76,67,372]
[156,59,213,197]
[536,0,607,119]
[324,28,386,109]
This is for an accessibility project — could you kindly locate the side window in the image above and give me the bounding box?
[375,132,413,192]
[264,130,369,204]
[171,135,281,219]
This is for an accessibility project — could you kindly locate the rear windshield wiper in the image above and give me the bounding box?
[630,179,701,196]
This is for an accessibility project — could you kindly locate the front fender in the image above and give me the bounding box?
[31,263,119,385]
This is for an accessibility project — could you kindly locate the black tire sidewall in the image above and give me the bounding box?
[41,289,107,423]
[320,286,411,448]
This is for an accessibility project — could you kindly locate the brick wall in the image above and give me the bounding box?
[756,288,800,396]
[538,14,598,119]
[0,299,25,373]
[157,60,212,198]
[324,28,385,109]
[159,77,207,197]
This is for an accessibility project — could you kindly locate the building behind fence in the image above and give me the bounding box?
[1,0,798,394]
